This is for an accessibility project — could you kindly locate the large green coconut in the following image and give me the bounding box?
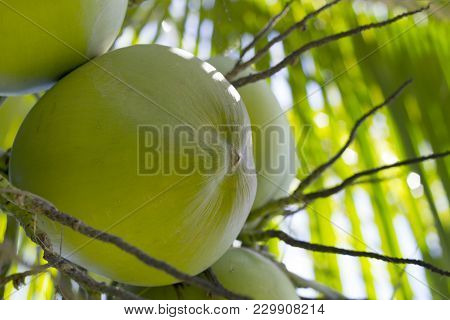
[0,0,127,95]
[10,45,256,286]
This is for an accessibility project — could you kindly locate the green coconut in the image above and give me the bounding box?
[129,247,299,300]
[10,45,256,286]
[0,0,127,95]
[0,96,35,150]
[208,57,298,210]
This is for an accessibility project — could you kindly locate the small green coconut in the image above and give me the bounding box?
[129,247,299,300]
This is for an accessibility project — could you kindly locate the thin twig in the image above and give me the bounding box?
[227,0,342,79]
[302,150,450,201]
[349,175,403,186]
[0,177,248,300]
[231,5,429,87]
[247,194,294,222]
[254,230,450,277]
[236,0,293,66]
[295,79,412,195]
[0,264,51,289]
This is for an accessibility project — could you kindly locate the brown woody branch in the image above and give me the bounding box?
[231,5,429,87]
[348,174,403,186]
[249,150,450,222]
[254,230,450,277]
[302,150,450,201]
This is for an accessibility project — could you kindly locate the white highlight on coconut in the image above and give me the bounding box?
[212,71,225,82]
[227,85,241,103]
[201,61,216,74]
[169,47,194,60]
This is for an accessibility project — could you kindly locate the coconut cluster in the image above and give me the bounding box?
[1,2,298,299]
